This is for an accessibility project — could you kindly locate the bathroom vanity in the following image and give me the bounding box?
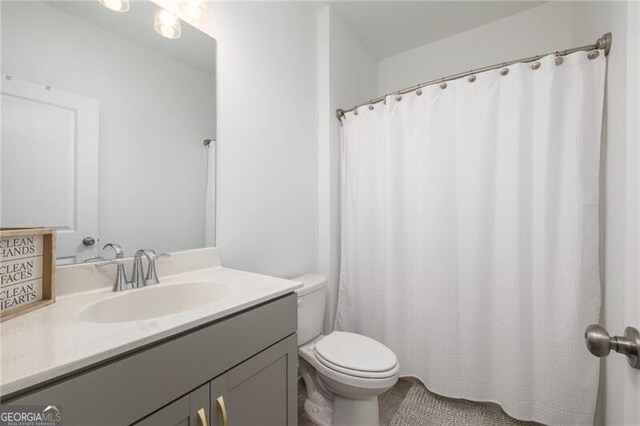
[0,248,301,425]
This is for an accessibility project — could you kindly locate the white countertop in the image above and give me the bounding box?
[0,254,302,397]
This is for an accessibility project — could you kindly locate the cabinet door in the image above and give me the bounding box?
[209,374,229,426]
[135,384,210,426]
[209,336,298,426]
[189,384,211,426]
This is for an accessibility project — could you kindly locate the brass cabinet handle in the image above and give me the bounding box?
[197,408,208,426]
[216,396,228,426]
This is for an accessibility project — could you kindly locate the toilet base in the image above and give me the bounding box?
[304,398,333,426]
[332,395,380,426]
[304,395,380,426]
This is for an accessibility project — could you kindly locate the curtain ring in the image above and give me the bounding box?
[395,95,403,101]
[468,75,476,83]
[554,51,564,66]
[531,61,541,70]
[588,50,600,60]
[500,68,509,76]
[416,89,423,96]
[353,108,359,116]
[368,104,374,110]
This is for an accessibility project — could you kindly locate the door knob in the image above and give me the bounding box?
[585,324,640,369]
[82,236,96,246]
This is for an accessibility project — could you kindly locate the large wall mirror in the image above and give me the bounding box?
[1,1,216,264]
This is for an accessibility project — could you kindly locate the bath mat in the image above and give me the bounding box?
[389,384,541,426]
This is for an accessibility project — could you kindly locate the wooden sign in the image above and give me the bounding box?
[0,228,56,322]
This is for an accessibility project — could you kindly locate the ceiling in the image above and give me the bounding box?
[331,1,544,60]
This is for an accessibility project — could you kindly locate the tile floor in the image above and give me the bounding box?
[297,378,413,426]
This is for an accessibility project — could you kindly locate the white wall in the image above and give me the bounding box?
[376,2,573,96]
[317,7,377,331]
[162,0,374,316]
[2,2,214,256]
[624,6,640,425]
[206,2,320,278]
[571,3,635,425]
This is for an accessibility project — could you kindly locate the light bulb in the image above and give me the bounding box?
[154,9,182,39]
[98,0,129,12]
[180,0,205,20]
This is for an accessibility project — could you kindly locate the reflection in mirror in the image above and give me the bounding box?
[1,0,216,264]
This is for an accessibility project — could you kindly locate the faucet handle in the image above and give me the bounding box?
[143,250,171,285]
[103,243,125,259]
[131,250,148,288]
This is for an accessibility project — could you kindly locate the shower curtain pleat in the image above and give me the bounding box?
[336,51,606,426]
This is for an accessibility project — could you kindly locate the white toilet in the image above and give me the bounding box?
[294,274,399,426]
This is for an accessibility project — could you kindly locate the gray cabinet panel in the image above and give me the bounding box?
[228,355,287,426]
[7,294,297,425]
[210,335,297,426]
[135,384,209,426]
[135,395,190,426]
[285,332,299,425]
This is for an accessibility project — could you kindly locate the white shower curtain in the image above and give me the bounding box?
[336,51,605,425]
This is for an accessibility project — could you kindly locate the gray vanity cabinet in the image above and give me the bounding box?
[4,294,298,426]
[137,334,297,426]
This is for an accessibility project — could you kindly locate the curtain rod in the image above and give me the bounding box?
[336,32,612,121]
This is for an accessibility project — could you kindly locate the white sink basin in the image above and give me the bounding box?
[79,282,231,323]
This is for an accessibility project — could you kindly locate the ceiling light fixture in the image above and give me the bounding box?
[98,0,129,13]
[154,8,182,40]
[179,0,205,20]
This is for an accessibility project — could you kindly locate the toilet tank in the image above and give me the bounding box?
[293,274,327,346]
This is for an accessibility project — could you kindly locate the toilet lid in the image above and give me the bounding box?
[314,332,398,373]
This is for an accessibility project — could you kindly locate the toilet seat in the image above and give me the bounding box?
[313,331,399,379]
[315,351,399,379]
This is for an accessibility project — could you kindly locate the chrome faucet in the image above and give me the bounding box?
[96,245,171,292]
[132,249,171,288]
[140,249,171,285]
